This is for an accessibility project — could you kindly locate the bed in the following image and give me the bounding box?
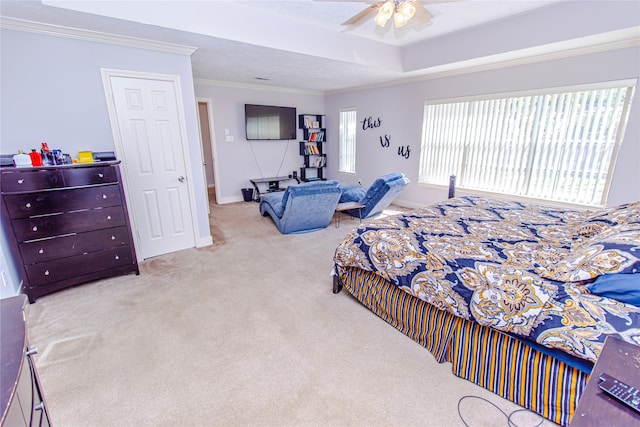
[332,196,640,426]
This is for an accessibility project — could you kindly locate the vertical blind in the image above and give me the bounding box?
[419,83,635,206]
[339,108,357,173]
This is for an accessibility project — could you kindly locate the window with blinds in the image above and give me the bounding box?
[418,81,636,206]
[339,108,357,173]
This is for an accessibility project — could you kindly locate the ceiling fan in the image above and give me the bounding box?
[341,0,448,28]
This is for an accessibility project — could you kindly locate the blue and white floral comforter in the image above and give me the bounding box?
[334,196,640,363]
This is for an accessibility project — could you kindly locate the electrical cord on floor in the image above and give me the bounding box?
[457,395,546,427]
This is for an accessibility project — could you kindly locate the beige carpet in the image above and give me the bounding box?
[26,200,558,427]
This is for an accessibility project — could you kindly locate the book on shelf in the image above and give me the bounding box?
[310,156,326,168]
[304,143,320,155]
[309,131,318,142]
[316,130,324,142]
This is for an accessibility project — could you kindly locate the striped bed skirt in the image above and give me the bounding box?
[336,267,589,426]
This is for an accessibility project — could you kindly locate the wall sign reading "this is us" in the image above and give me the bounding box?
[361,115,410,159]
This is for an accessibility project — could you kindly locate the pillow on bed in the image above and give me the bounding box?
[572,202,640,245]
[586,273,640,306]
[535,225,640,282]
[582,201,640,226]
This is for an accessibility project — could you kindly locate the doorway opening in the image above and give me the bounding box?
[197,99,219,211]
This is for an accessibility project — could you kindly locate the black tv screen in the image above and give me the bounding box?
[245,104,297,140]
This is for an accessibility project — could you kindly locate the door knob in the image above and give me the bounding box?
[178,176,185,183]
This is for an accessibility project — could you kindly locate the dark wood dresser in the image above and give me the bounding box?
[0,161,139,302]
[1,295,51,426]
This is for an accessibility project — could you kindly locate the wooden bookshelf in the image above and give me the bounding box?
[298,114,326,182]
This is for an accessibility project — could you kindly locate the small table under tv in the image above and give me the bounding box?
[249,176,299,201]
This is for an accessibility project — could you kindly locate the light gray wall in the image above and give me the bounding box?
[193,82,324,203]
[325,46,640,208]
[0,28,211,294]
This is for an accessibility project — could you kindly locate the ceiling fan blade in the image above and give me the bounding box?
[341,3,382,26]
[411,1,434,24]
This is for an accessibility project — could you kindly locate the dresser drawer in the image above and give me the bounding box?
[25,246,134,287]
[62,166,118,186]
[12,206,126,242]
[1,169,64,192]
[19,226,132,264]
[4,185,122,219]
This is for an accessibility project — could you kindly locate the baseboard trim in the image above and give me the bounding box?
[196,235,213,248]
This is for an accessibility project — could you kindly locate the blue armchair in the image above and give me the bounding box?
[338,172,409,219]
[259,180,342,234]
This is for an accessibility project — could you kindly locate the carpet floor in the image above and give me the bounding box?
[25,199,557,426]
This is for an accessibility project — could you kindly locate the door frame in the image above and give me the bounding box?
[196,97,221,205]
[101,68,199,260]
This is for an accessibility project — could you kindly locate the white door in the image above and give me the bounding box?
[106,75,196,259]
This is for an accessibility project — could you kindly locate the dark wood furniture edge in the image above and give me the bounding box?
[24,264,139,302]
[0,295,27,424]
[0,160,121,172]
[333,274,343,294]
[570,336,640,426]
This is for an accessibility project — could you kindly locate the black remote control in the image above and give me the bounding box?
[598,373,640,413]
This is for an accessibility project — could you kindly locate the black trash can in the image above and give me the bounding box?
[241,188,254,202]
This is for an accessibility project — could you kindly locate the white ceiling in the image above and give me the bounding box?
[1,1,638,92]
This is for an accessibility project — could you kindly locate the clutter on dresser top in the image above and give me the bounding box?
[2,142,117,168]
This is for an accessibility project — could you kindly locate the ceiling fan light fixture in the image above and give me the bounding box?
[393,12,408,28]
[375,0,395,27]
[375,1,418,28]
[374,12,389,27]
[398,1,416,21]
[394,1,416,27]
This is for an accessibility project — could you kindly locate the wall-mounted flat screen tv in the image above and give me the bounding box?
[245,104,297,140]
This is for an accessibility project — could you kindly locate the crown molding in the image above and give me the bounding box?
[0,17,197,55]
[327,28,640,95]
[193,78,324,96]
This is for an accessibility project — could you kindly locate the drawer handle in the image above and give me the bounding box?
[102,194,107,199]
[98,173,104,178]
[115,255,120,260]
[38,248,44,254]
[25,202,31,208]
[44,270,49,276]
[17,179,24,184]
[111,235,116,240]
[107,215,112,220]
[32,226,38,232]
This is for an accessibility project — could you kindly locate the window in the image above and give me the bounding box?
[418,81,635,206]
[339,108,357,173]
